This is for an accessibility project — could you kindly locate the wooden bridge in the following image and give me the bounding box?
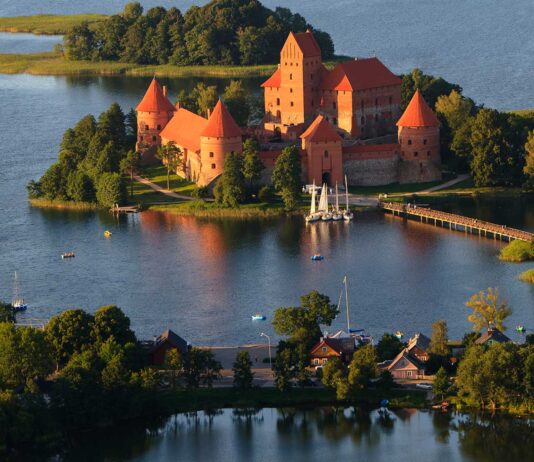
[381,202,533,242]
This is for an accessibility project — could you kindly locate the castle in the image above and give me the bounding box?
[136,30,441,187]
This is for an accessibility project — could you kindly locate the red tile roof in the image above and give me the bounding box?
[300,115,342,143]
[261,67,282,88]
[397,89,440,128]
[136,77,176,113]
[200,99,242,138]
[321,58,401,92]
[292,30,321,57]
[159,108,207,152]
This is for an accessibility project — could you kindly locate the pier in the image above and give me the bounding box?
[381,202,533,242]
[110,205,139,214]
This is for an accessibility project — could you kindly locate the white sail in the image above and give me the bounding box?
[324,183,329,211]
[335,182,340,212]
[12,271,24,306]
[310,181,316,214]
[318,185,326,212]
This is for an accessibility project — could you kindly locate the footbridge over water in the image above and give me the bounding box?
[381,202,534,242]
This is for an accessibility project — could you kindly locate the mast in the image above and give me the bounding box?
[310,181,316,214]
[335,182,339,212]
[12,271,22,305]
[345,175,349,212]
[324,183,329,211]
[344,275,350,332]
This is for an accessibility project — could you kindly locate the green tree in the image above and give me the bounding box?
[433,367,449,400]
[40,163,68,200]
[122,2,144,24]
[98,103,127,152]
[272,145,302,210]
[96,172,126,207]
[92,305,136,346]
[120,150,141,197]
[242,139,264,190]
[401,68,462,109]
[156,143,183,190]
[524,130,534,190]
[273,347,293,392]
[223,80,250,126]
[429,320,449,356]
[272,291,338,347]
[64,22,95,60]
[67,170,95,202]
[163,348,182,389]
[0,302,15,323]
[376,333,405,362]
[347,345,379,393]
[195,83,218,118]
[465,288,512,332]
[181,348,222,389]
[321,356,347,399]
[435,90,475,132]
[45,309,94,366]
[232,351,254,389]
[26,180,42,199]
[217,152,246,207]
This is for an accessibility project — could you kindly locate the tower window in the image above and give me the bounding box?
[211,164,216,169]
[209,152,214,158]
[324,150,329,158]
[145,125,149,130]
[408,140,412,145]
[389,96,393,104]
[414,151,419,157]
[333,117,337,125]
[152,136,157,142]
[427,151,431,156]
[290,73,293,80]
[157,124,161,130]
[276,98,280,106]
[423,139,427,145]
[333,102,336,109]
[310,74,314,79]
[290,88,293,93]
[290,101,294,107]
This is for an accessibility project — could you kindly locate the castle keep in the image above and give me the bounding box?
[136,30,441,187]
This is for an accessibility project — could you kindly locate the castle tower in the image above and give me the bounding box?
[262,30,323,134]
[136,77,176,164]
[300,115,343,186]
[199,99,242,186]
[397,89,441,183]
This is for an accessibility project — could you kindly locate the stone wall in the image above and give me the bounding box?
[344,156,399,186]
[398,159,441,184]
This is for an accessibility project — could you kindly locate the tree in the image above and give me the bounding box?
[272,290,338,347]
[66,170,95,202]
[92,305,136,346]
[465,288,512,332]
[156,143,182,190]
[242,139,264,190]
[0,302,15,323]
[163,349,182,389]
[271,145,302,210]
[401,68,462,109]
[96,172,126,208]
[217,152,246,207]
[182,347,222,388]
[524,130,534,190]
[273,347,293,392]
[194,83,218,118]
[376,333,405,362]
[435,90,475,132]
[26,180,42,199]
[232,351,254,389]
[40,163,68,200]
[429,320,449,356]
[321,357,348,399]
[120,150,141,197]
[64,22,95,60]
[433,367,449,400]
[122,2,144,24]
[347,345,379,393]
[223,80,250,126]
[45,309,94,366]
[98,103,127,152]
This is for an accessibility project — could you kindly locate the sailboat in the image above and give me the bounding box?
[335,276,371,345]
[343,175,354,221]
[320,183,332,221]
[332,182,343,221]
[305,181,321,223]
[12,271,27,312]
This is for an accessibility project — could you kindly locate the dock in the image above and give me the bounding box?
[110,205,139,214]
[381,202,533,242]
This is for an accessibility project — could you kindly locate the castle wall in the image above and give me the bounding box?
[198,135,242,187]
[397,125,441,183]
[137,110,174,164]
[343,144,399,186]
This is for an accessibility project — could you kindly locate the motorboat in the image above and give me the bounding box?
[516,325,525,333]
[394,330,404,340]
[252,314,267,321]
[104,230,112,238]
[311,254,324,261]
[61,252,75,259]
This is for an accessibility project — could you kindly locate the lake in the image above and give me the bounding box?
[1,0,534,110]
[31,408,534,462]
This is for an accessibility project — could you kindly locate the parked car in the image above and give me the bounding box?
[416,382,433,390]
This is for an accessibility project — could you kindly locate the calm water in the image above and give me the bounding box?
[38,408,534,462]
[0,32,61,53]
[0,73,533,345]
[1,0,534,109]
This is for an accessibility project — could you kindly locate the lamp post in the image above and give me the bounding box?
[260,332,272,370]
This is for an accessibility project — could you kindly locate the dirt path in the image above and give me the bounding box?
[418,174,470,193]
[133,174,193,201]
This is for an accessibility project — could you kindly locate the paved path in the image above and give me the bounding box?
[418,174,470,193]
[133,175,193,201]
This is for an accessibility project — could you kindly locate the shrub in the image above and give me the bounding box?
[519,269,534,284]
[499,240,534,262]
[258,185,272,203]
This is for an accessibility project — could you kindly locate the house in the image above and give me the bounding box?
[475,327,511,346]
[406,333,431,362]
[309,337,355,367]
[149,329,189,366]
[387,349,426,380]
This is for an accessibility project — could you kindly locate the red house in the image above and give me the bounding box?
[149,329,189,366]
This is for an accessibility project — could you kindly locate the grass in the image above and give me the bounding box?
[499,240,534,262]
[519,269,534,284]
[349,179,447,196]
[29,198,101,210]
[0,14,108,35]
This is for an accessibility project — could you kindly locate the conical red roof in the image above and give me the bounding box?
[300,115,342,143]
[200,99,242,138]
[397,89,440,128]
[136,77,176,113]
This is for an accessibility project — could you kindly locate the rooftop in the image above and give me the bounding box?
[397,89,440,128]
[160,107,207,152]
[201,99,242,138]
[136,77,176,113]
[300,115,342,143]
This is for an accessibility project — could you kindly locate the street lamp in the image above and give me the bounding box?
[260,332,272,369]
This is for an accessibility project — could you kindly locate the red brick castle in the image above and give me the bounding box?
[136,30,441,187]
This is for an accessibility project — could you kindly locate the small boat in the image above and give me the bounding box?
[252,314,267,321]
[104,230,112,238]
[331,182,343,221]
[61,252,75,259]
[516,325,525,333]
[394,330,404,340]
[343,175,354,221]
[305,180,322,223]
[311,254,324,261]
[12,271,27,312]
[317,183,332,221]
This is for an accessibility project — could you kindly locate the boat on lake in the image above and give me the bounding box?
[311,254,324,261]
[104,230,112,238]
[305,180,321,223]
[332,182,343,221]
[516,325,525,333]
[12,271,27,312]
[61,252,75,259]
[252,314,267,321]
[318,183,332,221]
[394,330,404,339]
[343,175,354,221]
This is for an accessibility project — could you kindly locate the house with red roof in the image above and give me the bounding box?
[136,30,441,188]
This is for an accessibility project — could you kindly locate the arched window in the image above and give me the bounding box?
[290,73,293,80]
[427,151,431,157]
[145,125,149,130]
[276,98,280,106]
[209,152,214,158]
[211,164,216,169]
[414,151,419,157]
[324,150,329,158]
[423,139,427,145]
[157,124,161,130]
[152,136,157,142]
[408,140,412,145]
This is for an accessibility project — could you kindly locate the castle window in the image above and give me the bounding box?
[360,116,365,125]
[290,88,293,93]
[414,151,419,157]
[276,98,280,106]
[324,150,329,158]
[209,152,214,158]
[423,139,427,145]
[145,125,149,130]
[408,140,412,145]
[427,151,431,157]
[211,164,216,169]
[140,136,144,141]
[389,96,393,104]
[333,117,337,125]
[152,136,157,142]
[290,101,294,107]
[157,124,161,130]
[333,102,336,109]
[290,73,293,80]
[375,98,378,106]
[310,74,314,80]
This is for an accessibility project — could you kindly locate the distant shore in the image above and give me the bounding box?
[0,14,107,35]
[29,198,102,211]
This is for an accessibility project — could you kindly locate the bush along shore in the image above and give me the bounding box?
[519,269,534,284]
[499,240,534,262]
